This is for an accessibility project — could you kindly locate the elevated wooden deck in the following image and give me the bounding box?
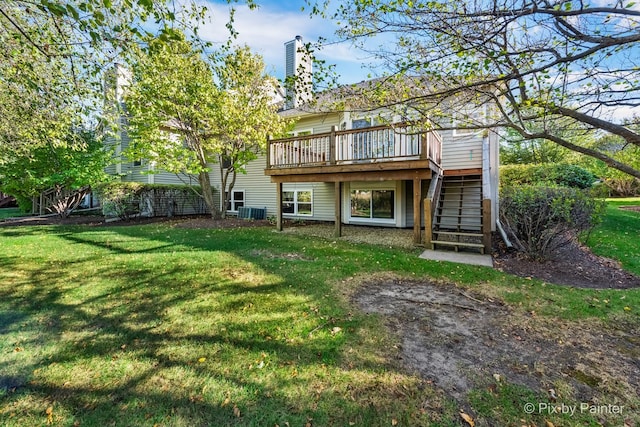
[265,123,442,183]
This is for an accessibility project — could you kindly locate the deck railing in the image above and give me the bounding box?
[267,123,442,169]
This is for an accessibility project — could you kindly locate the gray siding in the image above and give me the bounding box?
[440,129,483,171]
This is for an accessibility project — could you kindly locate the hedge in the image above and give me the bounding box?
[500,163,597,189]
[94,182,211,219]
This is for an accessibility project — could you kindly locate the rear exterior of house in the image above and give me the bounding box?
[104,37,500,252]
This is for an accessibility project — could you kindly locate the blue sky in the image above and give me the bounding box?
[196,0,372,84]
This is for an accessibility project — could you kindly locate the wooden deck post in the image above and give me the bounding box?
[482,198,491,253]
[334,181,342,237]
[413,177,422,245]
[266,136,271,169]
[329,126,336,165]
[424,197,432,246]
[276,182,283,232]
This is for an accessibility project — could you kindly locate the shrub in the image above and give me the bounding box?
[95,182,210,220]
[499,186,605,260]
[500,164,597,189]
[601,177,640,197]
[95,182,145,220]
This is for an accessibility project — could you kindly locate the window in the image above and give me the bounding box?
[282,190,312,216]
[350,189,394,219]
[225,190,245,212]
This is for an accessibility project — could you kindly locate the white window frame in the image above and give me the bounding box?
[287,128,313,137]
[282,189,313,217]
[348,186,396,224]
[453,104,487,137]
[224,189,245,213]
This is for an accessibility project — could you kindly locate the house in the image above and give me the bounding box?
[105,36,500,253]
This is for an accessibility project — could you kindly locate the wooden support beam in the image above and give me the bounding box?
[334,181,342,237]
[424,197,433,246]
[413,177,422,245]
[276,182,283,232]
[482,198,492,253]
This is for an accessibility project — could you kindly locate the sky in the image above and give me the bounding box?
[195,0,372,84]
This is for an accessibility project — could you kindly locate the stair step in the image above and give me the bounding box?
[433,231,483,237]
[431,240,486,253]
[436,214,483,218]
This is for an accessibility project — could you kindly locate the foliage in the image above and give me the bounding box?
[125,36,288,218]
[500,164,597,189]
[124,36,222,217]
[212,46,290,218]
[0,130,110,212]
[573,133,640,196]
[95,182,145,220]
[1,1,253,214]
[500,127,572,165]
[95,182,207,219]
[500,185,605,260]
[313,0,640,180]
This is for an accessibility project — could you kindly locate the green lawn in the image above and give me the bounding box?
[588,197,640,275]
[0,201,638,426]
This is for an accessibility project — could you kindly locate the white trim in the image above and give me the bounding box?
[345,181,403,227]
[224,189,245,213]
[282,189,313,217]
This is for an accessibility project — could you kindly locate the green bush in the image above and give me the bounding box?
[500,164,597,189]
[499,185,605,260]
[95,182,211,219]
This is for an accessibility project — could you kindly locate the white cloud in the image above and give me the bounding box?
[192,1,370,82]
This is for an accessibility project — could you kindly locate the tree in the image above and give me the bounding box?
[310,0,640,179]
[124,37,223,217]
[0,1,254,210]
[124,37,288,218]
[213,46,290,218]
[0,129,110,214]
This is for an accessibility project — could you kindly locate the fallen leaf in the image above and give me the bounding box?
[233,404,241,417]
[545,420,556,427]
[221,397,231,407]
[198,357,206,363]
[624,306,631,311]
[45,406,53,425]
[460,411,475,427]
[493,373,501,382]
[391,419,398,426]
[331,327,342,335]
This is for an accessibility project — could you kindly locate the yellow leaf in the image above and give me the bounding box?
[198,357,206,363]
[45,406,53,425]
[624,306,631,311]
[222,397,231,407]
[545,420,556,427]
[460,411,475,427]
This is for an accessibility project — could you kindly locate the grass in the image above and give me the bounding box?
[587,197,640,275]
[0,199,638,426]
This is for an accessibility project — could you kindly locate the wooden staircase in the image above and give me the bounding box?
[431,175,487,254]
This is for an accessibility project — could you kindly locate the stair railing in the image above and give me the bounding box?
[423,171,443,245]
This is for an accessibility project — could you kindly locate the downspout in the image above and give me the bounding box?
[495,219,513,249]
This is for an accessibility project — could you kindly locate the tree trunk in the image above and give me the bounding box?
[198,170,220,219]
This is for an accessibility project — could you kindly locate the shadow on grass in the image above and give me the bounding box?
[0,225,431,426]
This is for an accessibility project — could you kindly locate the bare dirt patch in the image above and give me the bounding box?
[353,277,640,419]
[621,205,640,212]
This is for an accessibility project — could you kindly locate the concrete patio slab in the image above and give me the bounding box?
[419,249,494,268]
